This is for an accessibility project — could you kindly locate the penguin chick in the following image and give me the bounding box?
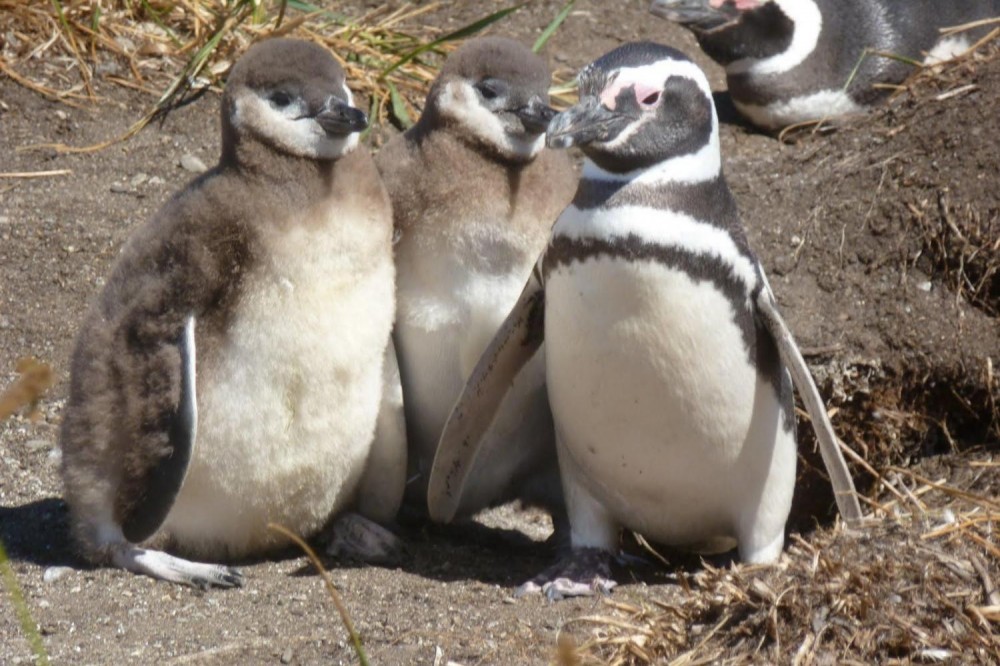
[651,0,1000,130]
[375,37,576,521]
[428,42,862,600]
[59,38,406,588]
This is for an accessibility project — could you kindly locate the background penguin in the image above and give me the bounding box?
[59,38,406,587]
[428,42,861,599]
[651,0,1000,130]
[375,37,576,522]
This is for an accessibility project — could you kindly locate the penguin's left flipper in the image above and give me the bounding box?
[118,316,199,545]
[427,264,546,524]
[754,285,864,526]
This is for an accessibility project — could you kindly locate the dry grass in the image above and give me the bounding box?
[0,0,544,152]
[570,458,1000,664]
[0,358,55,422]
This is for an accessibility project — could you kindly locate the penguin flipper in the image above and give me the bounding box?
[427,264,546,523]
[754,287,864,527]
[118,315,198,544]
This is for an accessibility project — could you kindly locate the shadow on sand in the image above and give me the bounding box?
[0,497,76,567]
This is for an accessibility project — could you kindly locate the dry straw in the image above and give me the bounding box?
[0,0,577,153]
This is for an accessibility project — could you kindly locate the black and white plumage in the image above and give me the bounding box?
[428,42,861,599]
[375,37,576,520]
[59,39,406,588]
[651,0,1000,130]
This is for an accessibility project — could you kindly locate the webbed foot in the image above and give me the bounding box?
[326,512,406,565]
[515,547,617,601]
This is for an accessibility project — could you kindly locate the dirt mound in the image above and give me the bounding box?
[719,47,1000,521]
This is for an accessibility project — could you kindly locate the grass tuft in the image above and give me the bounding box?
[1,0,579,151]
[0,542,50,666]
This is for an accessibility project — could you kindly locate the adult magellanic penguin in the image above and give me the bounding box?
[375,37,576,522]
[428,42,862,599]
[59,38,406,588]
[651,0,1000,130]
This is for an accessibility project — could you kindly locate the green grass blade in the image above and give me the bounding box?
[0,540,50,666]
[843,48,922,91]
[274,0,288,29]
[379,4,525,81]
[387,81,413,129]
[284,0,349,24]
[533,0,577,53]
[360,91,380,141]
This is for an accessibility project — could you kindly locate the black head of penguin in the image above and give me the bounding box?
[417,36,556,162]
[547,42,714,174]
[221,38,368,164]
[650,0,793,64]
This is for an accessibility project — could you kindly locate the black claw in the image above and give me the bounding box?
[223,569,245,587]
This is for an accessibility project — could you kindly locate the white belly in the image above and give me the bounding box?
[164,223,394,558]
[395,237,537,471]
[545,257,793,545]
[733,88,864,130]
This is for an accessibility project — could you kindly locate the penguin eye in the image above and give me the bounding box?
[641,92,660,107]
[474,78,508,102]
[269,91,293,108]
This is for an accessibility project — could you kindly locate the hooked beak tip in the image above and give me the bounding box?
[516,98,558,135]
[545,130,575,150]
[315,102,368,135]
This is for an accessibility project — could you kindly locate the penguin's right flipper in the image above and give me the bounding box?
[117,315,199,544]
[427,262,546,523]
[754,287,864,527]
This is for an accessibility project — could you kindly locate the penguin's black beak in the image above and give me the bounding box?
[650,0,738,31]
[515,96,558,135]
[546,95,627,149]
[315,98,368,135]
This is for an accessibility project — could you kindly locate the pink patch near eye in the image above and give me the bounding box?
[633,82,662,108]
[600,80,662,110]
[599,81,626,110]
